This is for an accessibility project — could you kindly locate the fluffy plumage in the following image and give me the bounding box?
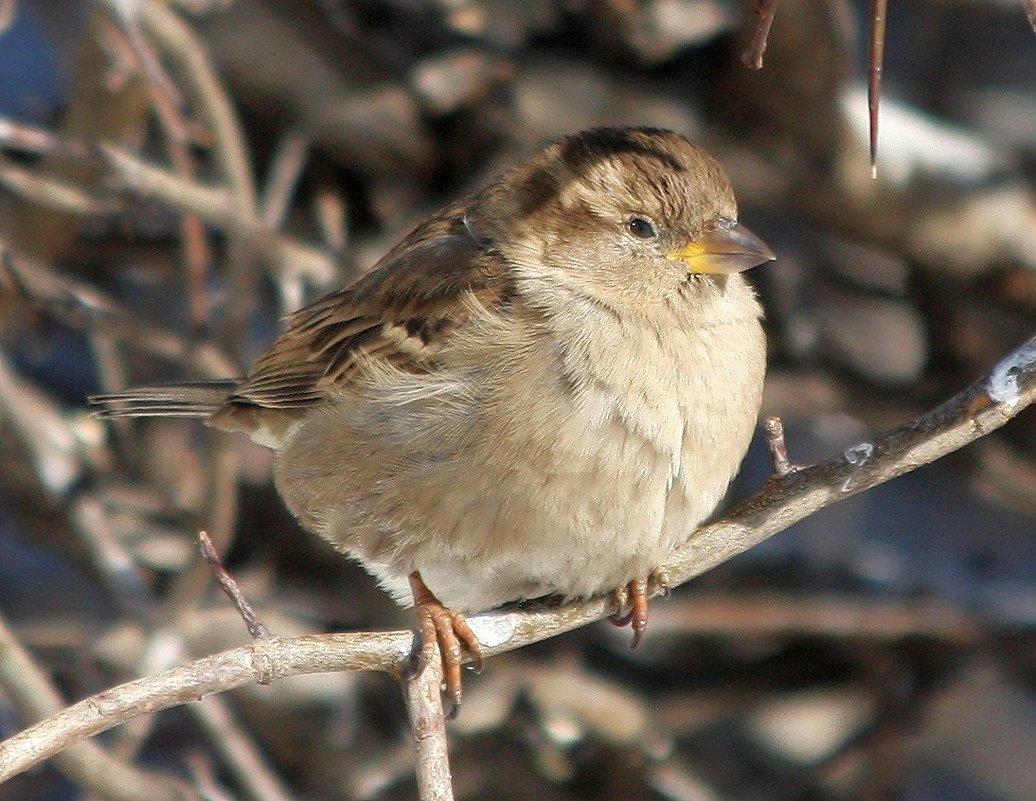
[94,128,773,704]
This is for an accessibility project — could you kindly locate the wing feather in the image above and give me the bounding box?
[217,206,514,420]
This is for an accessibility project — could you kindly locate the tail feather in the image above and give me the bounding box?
[89,380,239,418]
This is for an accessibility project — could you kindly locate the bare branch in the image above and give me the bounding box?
[0,614,199,801]
[0,241,240,378]
[742,0,779,69]
[260,130,311,231]
[0,153,117,216]
[111,0,256,213]
[869,0,889,177]
[405,643,456,801]
[0,0,15,35]
[98,8,214,328]
[189,695,297,801]
[98,143,336,286]
[2,334,1034,784]
[198,532,270,641]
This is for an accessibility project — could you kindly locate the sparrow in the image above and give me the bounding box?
[93,127,774,710]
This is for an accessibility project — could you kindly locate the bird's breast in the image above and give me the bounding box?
[275,283,765,611]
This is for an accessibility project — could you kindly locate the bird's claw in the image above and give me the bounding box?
[609,572,664,648]
[409,571,483,718]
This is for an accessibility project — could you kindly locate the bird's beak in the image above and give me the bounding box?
[666,222,775,275]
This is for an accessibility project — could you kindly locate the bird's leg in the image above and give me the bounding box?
[609,569,670,648]
[408,570,483,716]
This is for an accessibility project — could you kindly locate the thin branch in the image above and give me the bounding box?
[260,130,311,231]
[741,0,779,69]
[0,116,93,159]
[198,532,270,641]
[98,143,336,286]
[404,642,456,801]
[261,130,317,316]
[189,695,297,801]
[120,0,261,356]
[0,347,85,496]
[869,0,888,178]
[0,153,117,216]
[0,614,199,801]
[0,241,240,378]
[0,114,335,289]
[1,334,1035,784]
[0,631,412,784]
[98,9,213,328]
[0,0,15,35]
[645,594,985,645]
[118,0,256,213]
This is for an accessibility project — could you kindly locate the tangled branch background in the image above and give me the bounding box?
[0,1,1035,800]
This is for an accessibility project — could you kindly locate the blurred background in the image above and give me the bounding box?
[0,1,1034,799]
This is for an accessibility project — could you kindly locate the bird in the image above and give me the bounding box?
[93,127,774,711]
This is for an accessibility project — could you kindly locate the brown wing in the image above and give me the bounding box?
[218,203,513,419]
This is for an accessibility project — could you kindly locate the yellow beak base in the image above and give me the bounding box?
[667,222,775,275]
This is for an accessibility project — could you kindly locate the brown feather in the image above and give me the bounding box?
[212,201,516,429]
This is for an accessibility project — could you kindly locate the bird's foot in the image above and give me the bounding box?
[608,569,670,648]
[408,571,483,718]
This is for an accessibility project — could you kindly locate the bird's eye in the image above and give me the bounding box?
[626,216,657,240]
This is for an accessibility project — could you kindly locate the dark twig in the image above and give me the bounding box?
[198,532,270,641]
[0,152,117,216]
[0,242,240,378]
[869,0,888,177]
[742,0,780,69]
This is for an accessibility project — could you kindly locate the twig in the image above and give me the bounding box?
[741,0,779,69]
[198,532,270,641]
[0,1,14,35]
[123,0,260,356]
[0,119,333,291]
[122,0,256,213]
[0,613,199,801]
[166,438,241,612]
[0,241,240,378]
[260,130,311,231]
[261,130,317,316]
[0,116,93,159]
[0,347,84,496]
[404,640,456,801]
[868,0,888,178]
[98,8,213,328]
[644,594,985,644]
[98,143,336,286]
[314,183,349,255]
[186,754,237,801]
[0,153,117,216]
[1,334,1035,784]
[189,694,296,801]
